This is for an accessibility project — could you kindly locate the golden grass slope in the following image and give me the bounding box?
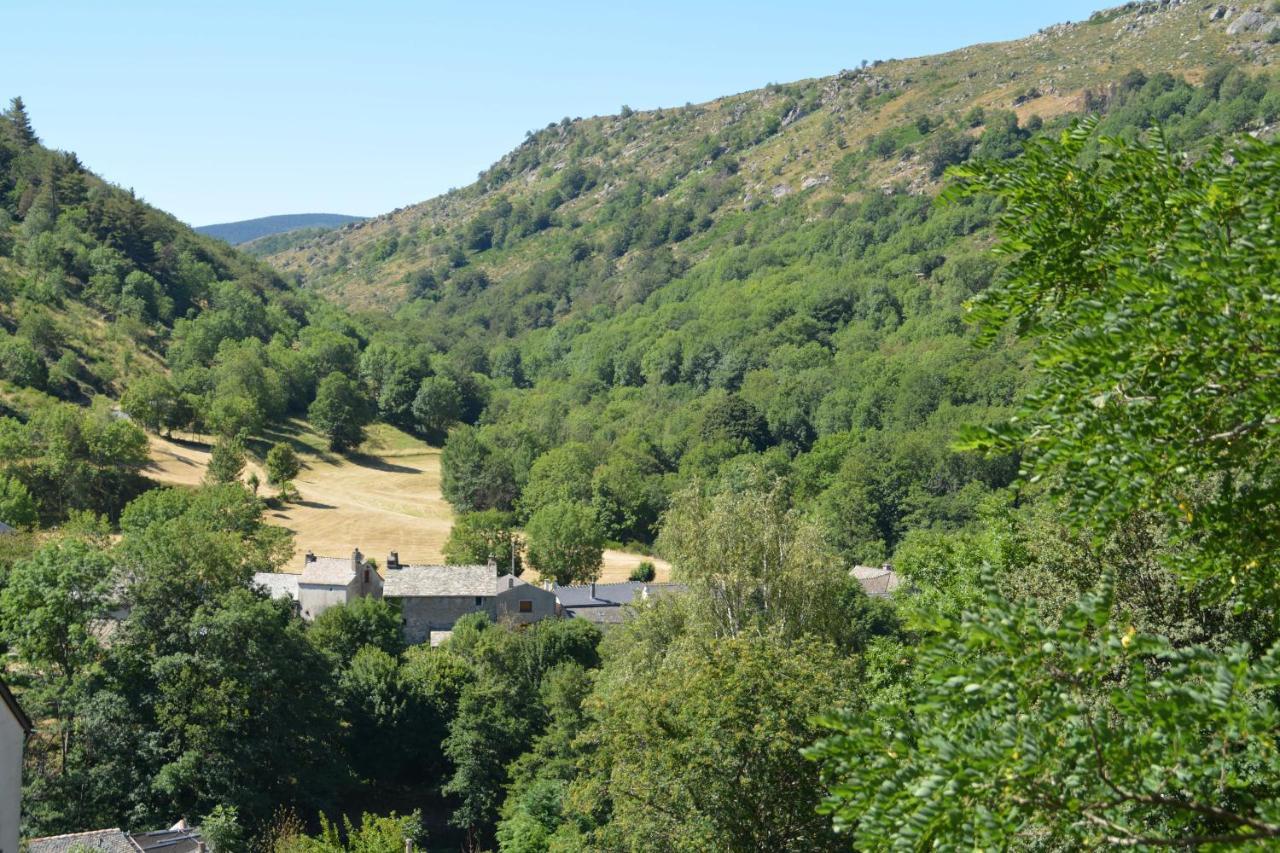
[145,421,669,583]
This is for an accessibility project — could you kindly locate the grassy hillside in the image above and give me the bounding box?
[196,212,363,245]
[263,1,1280,566]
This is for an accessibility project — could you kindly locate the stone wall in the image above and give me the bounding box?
[398,595,495,645]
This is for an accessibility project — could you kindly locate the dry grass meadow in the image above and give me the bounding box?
[145,420,669,583]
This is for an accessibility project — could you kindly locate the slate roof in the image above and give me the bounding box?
[299,555,358,586]
[553,582,686,608]
[850,565,902,597]
[27,829,138,853]
[0,520,14,535]
[129,822,204,852]
[562,606,628,625]
[383,563,496,598]
[254,571,300,600]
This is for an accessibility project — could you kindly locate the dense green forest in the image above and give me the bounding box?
[2,1,1280,850]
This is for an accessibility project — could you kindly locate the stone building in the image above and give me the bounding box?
[383,554,557,645]
[255,549,381,621]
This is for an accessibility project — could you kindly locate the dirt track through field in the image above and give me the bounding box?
[146,425,669,582]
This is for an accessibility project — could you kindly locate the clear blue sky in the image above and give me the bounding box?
[2,1,1107,225]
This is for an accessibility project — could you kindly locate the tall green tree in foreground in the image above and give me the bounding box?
[808,125,1280,848]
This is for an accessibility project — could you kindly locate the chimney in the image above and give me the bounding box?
[487,554,497,570]
[197,843,207,853]
[508,576,514,589]
[352,547,363,573]
[590,581,596,600]
[388,551,400,571]
[404,840,413,853]
[305,550,315,564]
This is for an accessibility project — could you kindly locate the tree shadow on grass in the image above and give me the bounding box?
[347,453,421,475]
[295,499,337,510]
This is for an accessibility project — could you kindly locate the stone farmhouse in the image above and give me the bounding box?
[255,548,691,644]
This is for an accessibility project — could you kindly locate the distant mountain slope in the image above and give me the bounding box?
[196,213,363,245]
[255,0,1279,564]
[265,1,1279,311]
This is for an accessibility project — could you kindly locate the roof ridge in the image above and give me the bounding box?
[28,828,128,840]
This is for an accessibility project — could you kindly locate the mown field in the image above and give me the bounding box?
[146,420,669,582]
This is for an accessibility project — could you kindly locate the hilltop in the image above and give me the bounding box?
[196,212,363,246]
[268,1,1279,310]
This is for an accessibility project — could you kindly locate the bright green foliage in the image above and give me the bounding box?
[444,509,523,573]
[547,634,855,852]
[440,424,518,512]
[810,128,1280,848]
[519,443,595,520]
[807,581,1280,848]
[524,501,603,585]
[0,538,112,681]
[659,486,895,649]
[0,401,149,521]
[443,615,602,846]
[309,371,372,452]
[200,804,243,853]
[307,596,405,667]
[121,373,187,434]
[955,124,1280,605]
[0,472,37,528]
[0,333,48,388]
[411,373,462,440]
[264,441,301,485]
[151,589,343,824]
[276,811,424,853]
[205,434,246,484]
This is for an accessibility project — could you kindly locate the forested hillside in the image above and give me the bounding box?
[270,1,1280,566]
[2,3,1280,850]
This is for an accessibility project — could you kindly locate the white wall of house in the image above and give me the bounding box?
[0,704,24,853]
[298,579,358,621]
[496,582,557,625]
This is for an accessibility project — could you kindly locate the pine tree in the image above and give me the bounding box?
[6,96,36,147]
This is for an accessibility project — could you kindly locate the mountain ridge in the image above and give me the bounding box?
[196,212,364,245]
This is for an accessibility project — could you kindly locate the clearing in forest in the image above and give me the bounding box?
[145,421,669,583]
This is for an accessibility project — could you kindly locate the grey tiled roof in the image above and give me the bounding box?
[299,555,358,586]
[384,564,496,598]
[553,582,686,608]
[130,825,204,852]
[0,520,14,534]
[27,829,138,853]
[254,571,300,600]
[562,606,628,624]
[850,565,902,597]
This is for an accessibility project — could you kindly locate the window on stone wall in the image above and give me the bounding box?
[475,596,484,606]
[519,599,533,613]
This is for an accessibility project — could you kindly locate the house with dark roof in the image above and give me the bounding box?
[1,678,32,853]
[552,581,687,626]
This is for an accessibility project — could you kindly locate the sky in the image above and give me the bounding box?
[1,1,1107,226]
